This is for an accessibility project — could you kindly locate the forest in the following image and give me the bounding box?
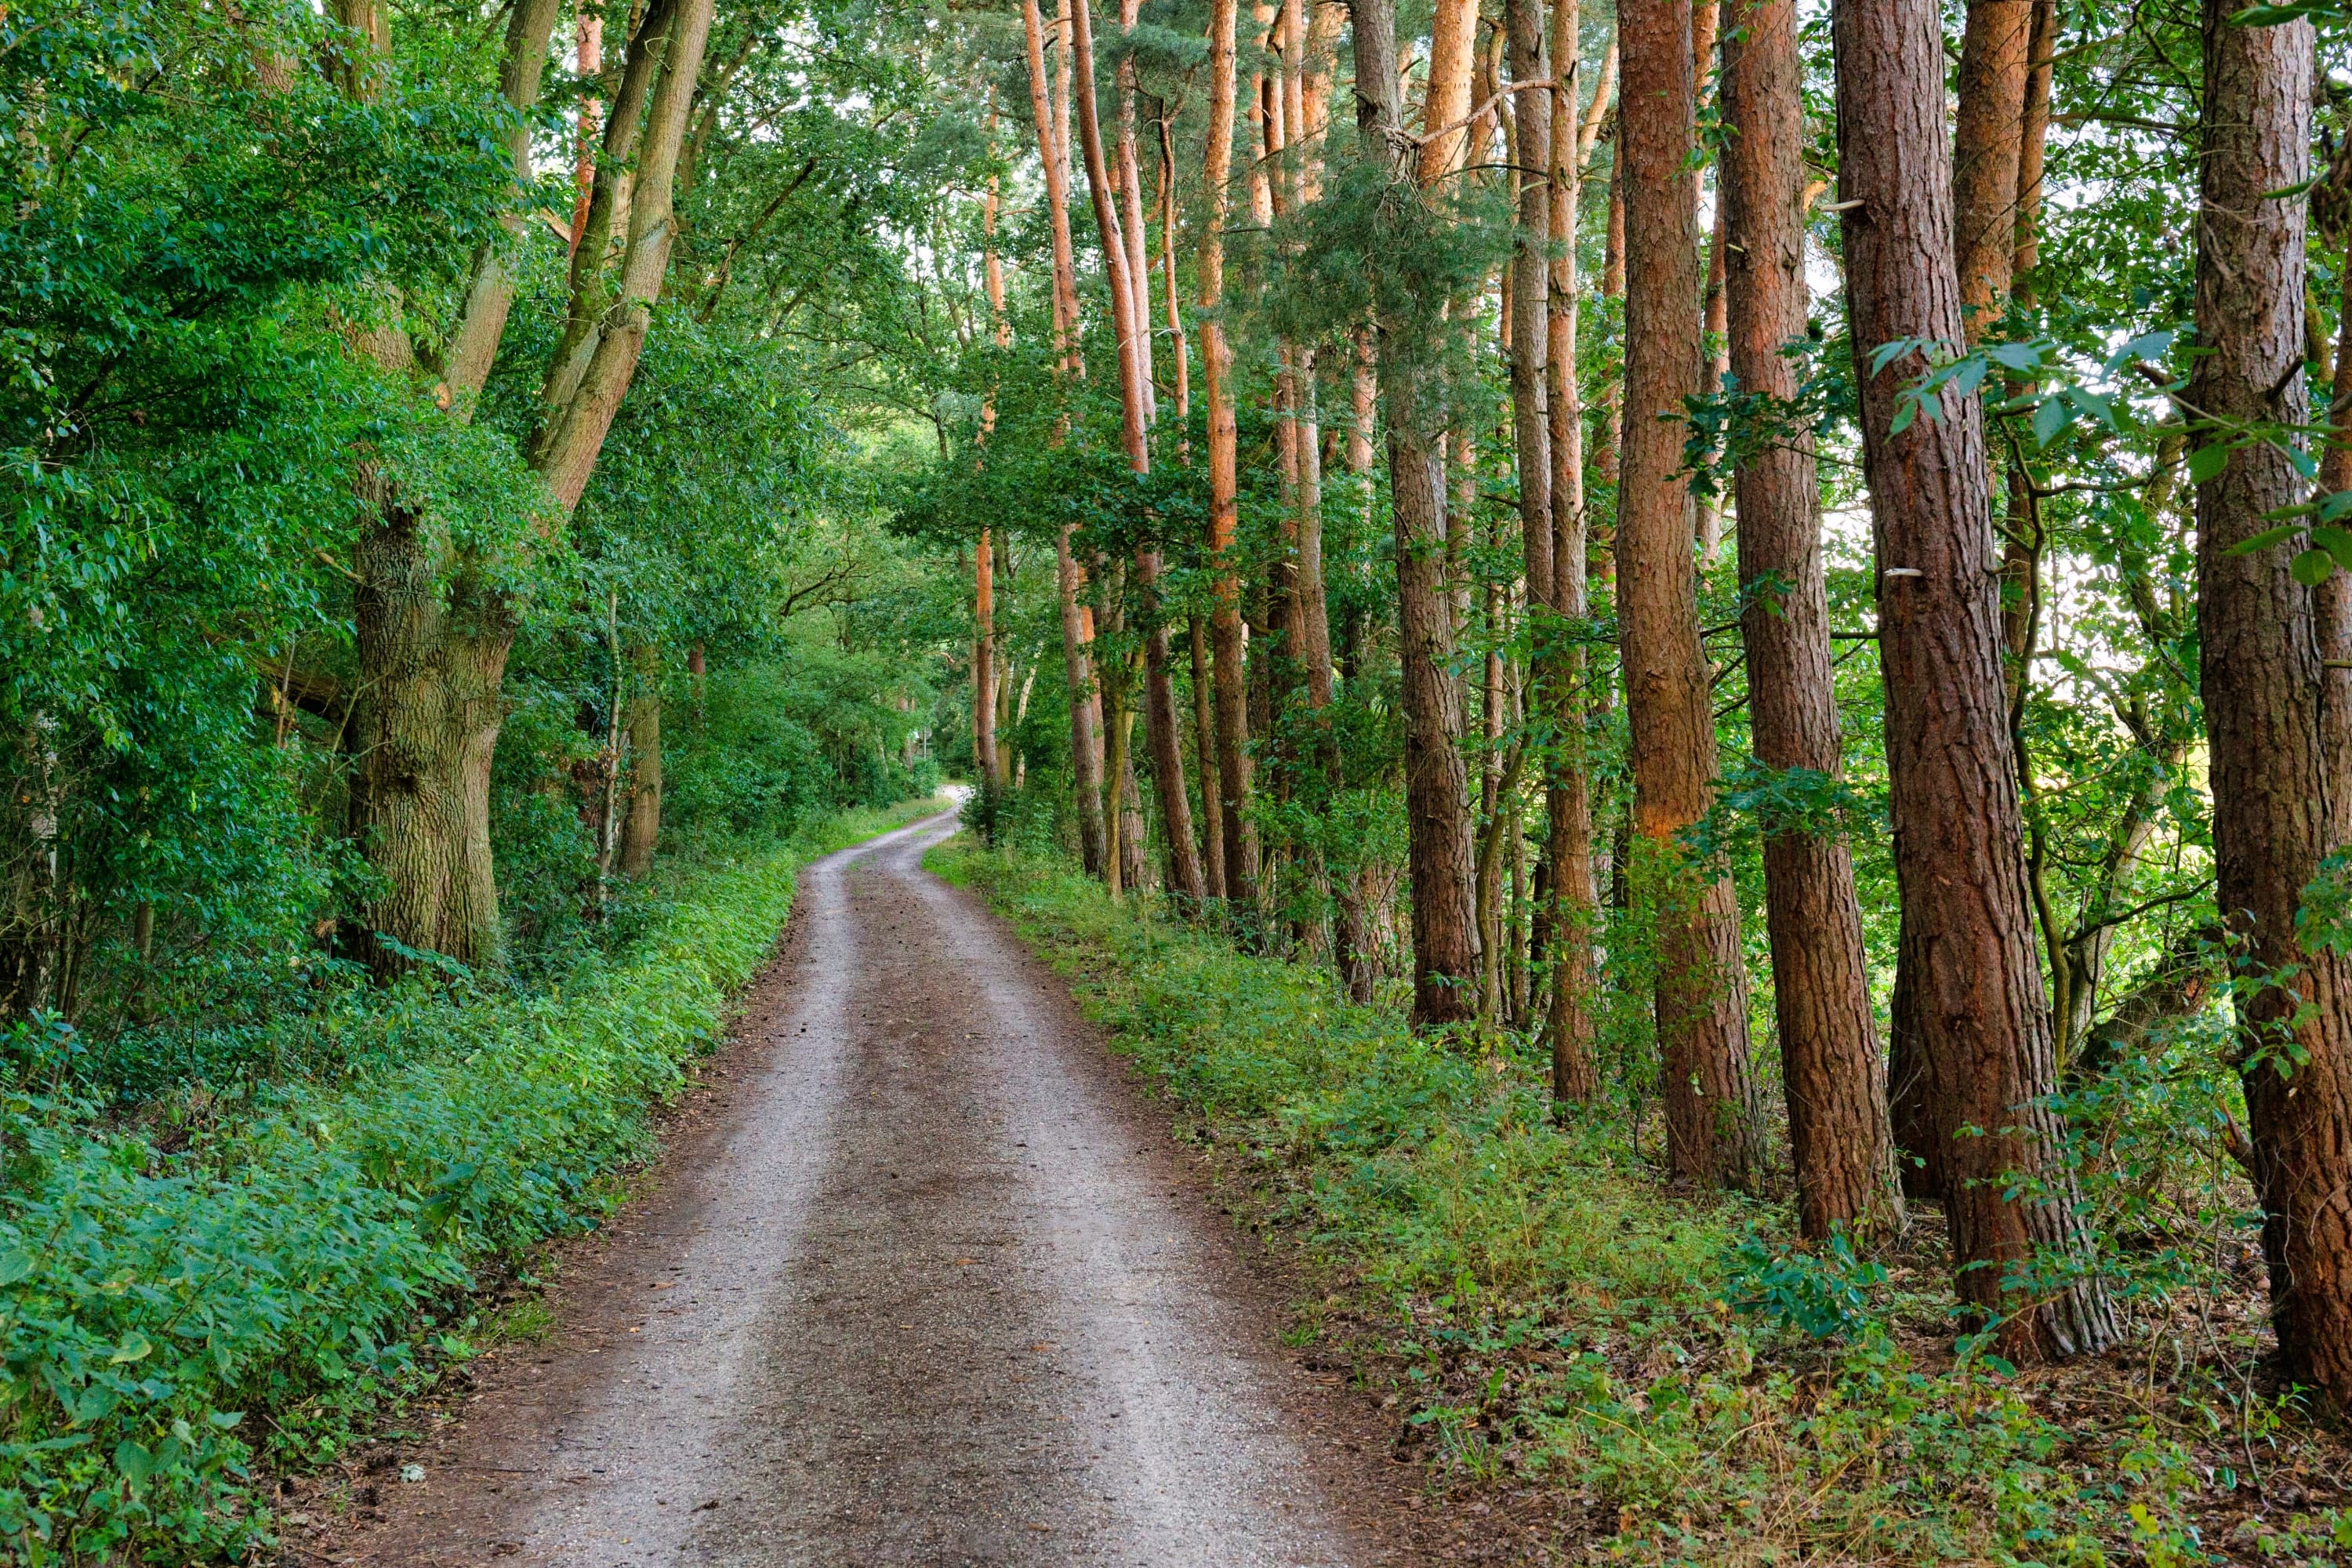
[4,0,2352,1560]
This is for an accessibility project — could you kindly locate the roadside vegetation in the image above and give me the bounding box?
[942,843,2352,1566]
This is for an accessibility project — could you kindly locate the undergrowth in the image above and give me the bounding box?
[936,840,2351,1568]
[0,798,944,1565]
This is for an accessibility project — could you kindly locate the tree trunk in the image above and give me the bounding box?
[975,532,999,789]
[1350,0,1482,1025]
[531,0,718,512]
[1539,0,1601,1098]
[1952,0,2033,337]
[1836,0,2116,1359]
[441,0,564,416]
[1203,0,1259,904]
[348,503,510,975]
[2190,0,2352,1410]
[1058,532,1109,873]
[1189,615,1227,898]
[619,648,662,876]
[1722,0,1898,1238]
[1619,0,1762,1188]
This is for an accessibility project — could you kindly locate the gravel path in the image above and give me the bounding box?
[332,813,1417,1566]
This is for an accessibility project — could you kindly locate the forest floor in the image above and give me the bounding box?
[290,811,1454,1567]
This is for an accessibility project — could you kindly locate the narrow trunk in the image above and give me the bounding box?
[2191,0,2352,1409]
[1352,0,1482,1025]
[619,647,662,876]
[975,533,999,788]
[1190,615,1228,898]
[1722,0,1899,1238]
[1836,0,2116,1358]
[1058,532,1109,873]
[1543,0,1602,1100]
[1071,0,1199,898]
[1203,0,1259,903]
[1620,0,1762,1187]
[1952,0,2033,337]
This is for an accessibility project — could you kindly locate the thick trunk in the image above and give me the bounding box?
[1722,0,1898,1238]
[2191,0,2352,1410]
[348,506,510,975]
[1620,0,1761,1187]
[1203,0,1259,903]
[1837,0,2116,1358]
[1350,0,1481,1025]
[619,650,662,876]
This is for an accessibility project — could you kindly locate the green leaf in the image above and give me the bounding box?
[114,1439,153,1491]
[1949,357,1988,399]
[2290,446,2321,481]
[1984,340,2045,373]
[109,1333,152,1365]
[2189,445,2232,484]
[2103,328,2176,373]
[0,1250,34,1286]
[2229,524,2306,555]
[2292,549,2336,586]
[2031,396,2071,448]
[2310,525,2352,571]
[1889,398,1917,436]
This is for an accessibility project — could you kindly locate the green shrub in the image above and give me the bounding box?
[0,801,935,1563]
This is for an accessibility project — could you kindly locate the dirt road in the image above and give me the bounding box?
[334,813,1417,1566]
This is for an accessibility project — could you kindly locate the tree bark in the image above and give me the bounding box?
[531,0,717,512]
[1541,0,1602,1098]
[441,0,564,416]
[2190,0,2352,1410]
[1722,0,1899,1238]
[1952,0,2033,338]
[1203,0,1259,904]
[348,499,511,974]
[1620,0,1762,1186]
[619,648,662,876]
[1836,0,2116,1358]
[1350,0,1482,1025]
[1189,615,1227,898]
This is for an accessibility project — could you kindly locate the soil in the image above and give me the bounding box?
[296,813,1443,1567]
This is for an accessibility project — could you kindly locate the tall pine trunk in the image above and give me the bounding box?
[2190,0,2352,1410]
[1835,0,2116,1359]
[1721,0,1899,1238]
[1619,0,1762,1186]
[1202,0,1259,904]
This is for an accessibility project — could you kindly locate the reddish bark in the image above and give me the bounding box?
[1835,0,2115,1357]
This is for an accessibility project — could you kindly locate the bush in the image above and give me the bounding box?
[0,802,930,1563]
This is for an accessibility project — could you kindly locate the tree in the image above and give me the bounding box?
[1720,0,1898,1237]
[1348,0,1483,1025]
[1619,0,1762,1186]
[1835,0,2116,1358]
[2190,0,2352,1410]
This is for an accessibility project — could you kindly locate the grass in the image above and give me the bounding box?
[935,839,2351,1567]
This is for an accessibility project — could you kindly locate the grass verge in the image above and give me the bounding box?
[935,840,2350,1568]
[0,797,947,1565]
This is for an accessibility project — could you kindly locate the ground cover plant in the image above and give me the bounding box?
[940,842,2352,1566]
